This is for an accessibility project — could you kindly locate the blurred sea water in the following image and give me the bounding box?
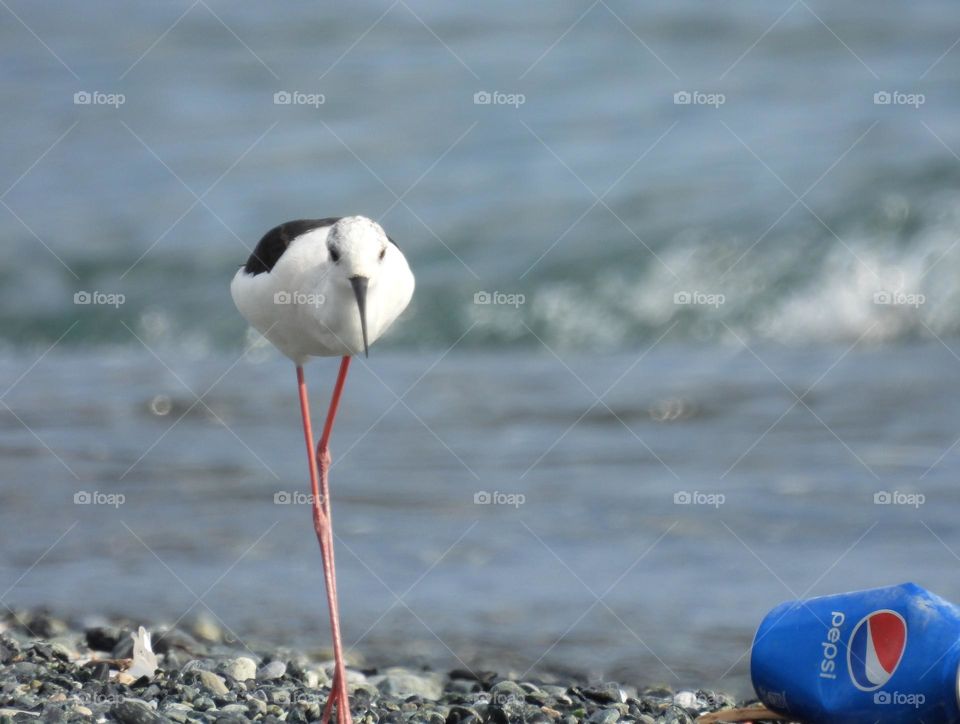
[3,0,960,693]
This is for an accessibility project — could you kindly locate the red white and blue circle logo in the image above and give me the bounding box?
[846,610,907,691]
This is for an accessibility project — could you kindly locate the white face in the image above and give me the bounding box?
[326,216,389,280]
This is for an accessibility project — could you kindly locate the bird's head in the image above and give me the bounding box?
[325,216,390,357]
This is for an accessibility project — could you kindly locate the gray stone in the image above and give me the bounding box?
[245,696,268,716]
[319,661,366,684]
[582,683,625,704]
[0,635,21,664]
[224,657,257,682]
[303,668,329,688]
[161,703,193,723]
[296,701,322,721]
[257,660,287,681]
[217,704,249,716]
[198,670,229,696]
[586,708,620,724]
[447,678,478,695]
[110,700,163,724]
[85,626,123,652]
[193,696,215,712]
[151,628,204,656]
[369,668,442,701]
[351,682,380,701]
[661,705,695,724]
[0,709,39,719]
[489,680,526,706]
[191,612,222,643]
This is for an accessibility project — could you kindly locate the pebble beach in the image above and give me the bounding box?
[0,611,779,724]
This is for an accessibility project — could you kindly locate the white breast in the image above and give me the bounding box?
[231,227,414,364]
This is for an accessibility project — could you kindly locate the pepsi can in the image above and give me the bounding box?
[751,582,960,723]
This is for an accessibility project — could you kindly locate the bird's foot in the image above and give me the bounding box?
[321,670,352,724]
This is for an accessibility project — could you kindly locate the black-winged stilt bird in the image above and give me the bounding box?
[231,216,414,724]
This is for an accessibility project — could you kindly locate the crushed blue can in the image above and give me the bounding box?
[751,582,960,723]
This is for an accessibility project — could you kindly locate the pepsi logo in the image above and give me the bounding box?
[847,610,907,691]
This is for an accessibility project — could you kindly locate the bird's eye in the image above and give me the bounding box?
[378,247,386,261]
[329,247,340,263]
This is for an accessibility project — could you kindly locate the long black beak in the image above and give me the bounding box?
[349,276,369,358]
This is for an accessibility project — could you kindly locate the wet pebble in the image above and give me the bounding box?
[223,656,257,682]
[257,660,287,681]
[110,699,163,724]
[198,670,229,696]
[84,626,123,652]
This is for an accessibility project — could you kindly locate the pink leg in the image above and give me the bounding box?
[296,362,352,724]
[317,357,352,723]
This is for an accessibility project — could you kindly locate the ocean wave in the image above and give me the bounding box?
[6,193,960,354]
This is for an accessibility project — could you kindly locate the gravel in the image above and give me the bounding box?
[0,610,776,723]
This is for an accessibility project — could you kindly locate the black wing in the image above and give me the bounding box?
[243,217,342,275]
